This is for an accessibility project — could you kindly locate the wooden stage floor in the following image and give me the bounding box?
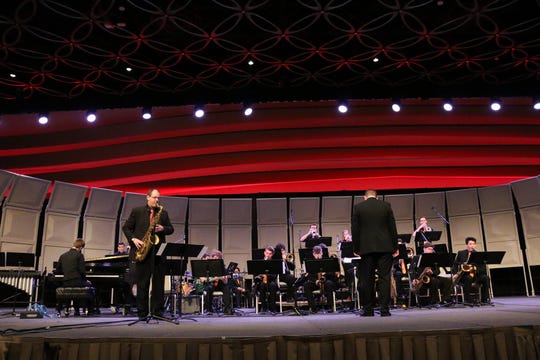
[1,296,539,360]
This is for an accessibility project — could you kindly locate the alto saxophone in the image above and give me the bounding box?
[135,205,163,262]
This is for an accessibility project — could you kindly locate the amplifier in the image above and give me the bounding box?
[180,295,201,314]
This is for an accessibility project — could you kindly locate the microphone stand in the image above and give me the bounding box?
[432,206,449,225]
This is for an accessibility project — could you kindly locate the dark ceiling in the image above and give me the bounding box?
[1,0,539,114]
[1,0,540,196]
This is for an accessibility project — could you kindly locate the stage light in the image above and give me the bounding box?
[142,107,152,120]
[86,110,97,122]
[391,100,401,113]
[37,113,48,125]
[442,100,453,112]
[533,99,540,110]
[243,104,253,117]
[490,100,501,112]
[194,106,205,118]
[337,100,348,114]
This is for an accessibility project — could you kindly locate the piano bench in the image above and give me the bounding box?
[56,287,95,316]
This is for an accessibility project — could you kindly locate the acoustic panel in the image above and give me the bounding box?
[0,207,40,253]
[42,213,80,247]
[320,222,349,255]
[321,223,350,244]
[256,198,287,225]
[222,198,252,225]
[188,198,219,225]
[448,214,483,253]
[188,225,219,252]
[478,184,514,213]
[168,222,185,244]
[82,217,117,251]
[119,192,147,221]
[482,211,522,268]
[0,170,15,198]
[482,211,519,244]
[395,219,414,238]
[225,252,251,274]
[222,225,252,252]
[511,177,540,208]
[159,196,188,224]
[46,181,88,215]
[84,188,122,219]
[257,224,287,249]
[415,192,446,221]
[290,197,319,224]
[485,241,521,269]
[40,245,67,272]
[384,194,414,221]
[520,206,540,266]
[5,174,50,210]
[321,196,352,223]
[446,188,479,216]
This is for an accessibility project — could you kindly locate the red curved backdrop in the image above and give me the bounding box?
[1,99,539,195]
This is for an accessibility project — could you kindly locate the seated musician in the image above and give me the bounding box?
[338,229,355,290]
[391,238,409,308]
[54,238,88,317]
[202,250,233,315]
[409,242,452,306]
[304,245,337,313]
[254,246,280,313]
[274,242,297,301]
[452,236,491,304]
[229,266,250,308]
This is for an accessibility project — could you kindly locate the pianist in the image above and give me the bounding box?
[55,238,87,317]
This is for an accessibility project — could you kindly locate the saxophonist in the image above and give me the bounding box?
[122,188,174,320]
[409,242,452,306]
[452,237,491,305]
[304,245,338,313]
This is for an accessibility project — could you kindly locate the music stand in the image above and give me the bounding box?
[397,234,412,244]
[339,242,355,258]
[305,257,340,274]
[0,252,5,267]
[416,253,454,270]
[191,259,226,279]
[160,243,204,319]
[251,248,265,260]
[414,231,442,254]
[305,236,332,249]
[468,251,505,301]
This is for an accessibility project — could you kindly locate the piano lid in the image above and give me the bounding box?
[85,254,129,263]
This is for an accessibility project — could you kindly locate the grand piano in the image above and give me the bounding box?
[45,254,131,309]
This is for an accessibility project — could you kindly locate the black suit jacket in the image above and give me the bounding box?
[351,197,398,256]
[56,248,86,284]
[453,249,486,275]
[122,204,174,256]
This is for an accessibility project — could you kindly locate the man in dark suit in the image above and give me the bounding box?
[55,238,87,316]
[352,189,398,317]
[122,189,174,320]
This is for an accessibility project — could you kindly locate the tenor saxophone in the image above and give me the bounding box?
[135,205,163,262]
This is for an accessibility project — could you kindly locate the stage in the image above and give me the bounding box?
[1,297,539,360]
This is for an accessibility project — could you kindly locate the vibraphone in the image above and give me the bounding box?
[0,269,42,306]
